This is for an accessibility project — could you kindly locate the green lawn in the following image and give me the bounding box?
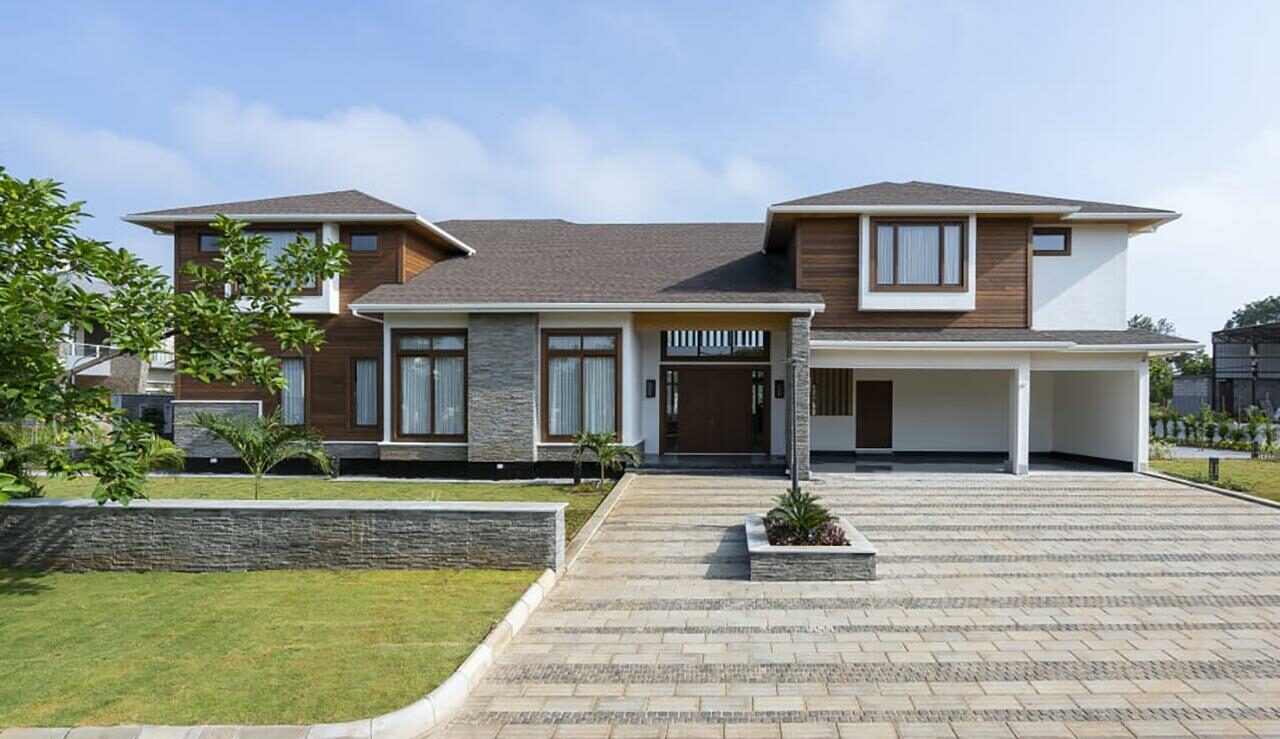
[39,476,609,540]
[1151,458,1280,501]
[0,568,535,726]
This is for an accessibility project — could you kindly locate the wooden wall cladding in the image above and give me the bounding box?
[793,217,1031,328]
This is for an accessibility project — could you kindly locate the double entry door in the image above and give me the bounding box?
[662,366,767,454]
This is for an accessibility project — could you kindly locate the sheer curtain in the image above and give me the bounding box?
[399,356,430,435]
[942,224,962,285]
[433,356,464,435]
[354,359,378,426]
[583,356,616,433]
[547,356,580,436]
[876,225,895,285]
[897,225,940,285]
[281,358,305,425]
[253,230,315,288]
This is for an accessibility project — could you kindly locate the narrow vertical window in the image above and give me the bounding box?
[353,358,379,427]
[280,358,305,425]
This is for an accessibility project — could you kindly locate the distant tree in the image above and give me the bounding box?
[1224,296,1280,329]
[1129,314,1177,335]
[1172,349,1212,376]
[1149,356,1174,405]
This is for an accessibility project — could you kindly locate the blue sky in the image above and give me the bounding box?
[2,0,1278,344]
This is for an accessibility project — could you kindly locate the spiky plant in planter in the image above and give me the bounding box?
[764,487,849,546]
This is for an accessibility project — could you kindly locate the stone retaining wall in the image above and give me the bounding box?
[0,498,565,573]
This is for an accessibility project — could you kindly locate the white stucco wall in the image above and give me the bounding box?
[1030,371,1054,453]
[538,312,643,448]
[1050,370,1137,462]
[1032,224,1129,330]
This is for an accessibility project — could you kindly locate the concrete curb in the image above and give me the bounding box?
[0,568,558,739]
[563,472,634,572]
[1142,469,1280,511]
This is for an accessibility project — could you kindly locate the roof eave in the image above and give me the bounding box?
[811,339,1202,354]
[349,301,827,314]
[121,213,476,255]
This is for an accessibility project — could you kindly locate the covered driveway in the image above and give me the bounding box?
[444,473,1280,738]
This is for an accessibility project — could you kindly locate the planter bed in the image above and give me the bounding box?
[744,514,877,581]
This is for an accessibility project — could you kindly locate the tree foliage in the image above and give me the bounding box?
[0,166,347,503]
[193,409,333,500]
[1128,314,1177,336]
[1225,296,1280,330]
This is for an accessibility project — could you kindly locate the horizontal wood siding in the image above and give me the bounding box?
[795,217,1031,328]
[402,229,451,282]
[173,223,415,442]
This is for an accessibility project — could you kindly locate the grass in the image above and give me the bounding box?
[1151,458,1280,501]
[0,568,535,726]
[38,476,611,540]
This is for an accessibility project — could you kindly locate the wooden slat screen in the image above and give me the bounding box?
[811,368,853,416]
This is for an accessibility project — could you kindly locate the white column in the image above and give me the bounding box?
[382,319,393,443]
[1007,359,1031,475]
[1134,360,1150,472]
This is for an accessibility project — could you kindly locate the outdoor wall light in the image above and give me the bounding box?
[774,380,785,399]
[645,379,656,398]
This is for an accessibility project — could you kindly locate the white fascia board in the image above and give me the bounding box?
[349,302,826,313]
[121,213,476,255]
[811,340,1075,351]
[1066,342,1204,354]
[768,204,1081,215]
[1061,212,1180,222]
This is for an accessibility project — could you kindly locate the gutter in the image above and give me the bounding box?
[811,340,1203,354]
[349,302,827,314]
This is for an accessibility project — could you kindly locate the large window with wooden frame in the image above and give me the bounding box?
[542,330,620,441]
[351,357,380,428]
[662,330,769,360]
[1032,227,1071,256]
[871,220,966,291]
[811,368,853,416]
[393,331,466,440]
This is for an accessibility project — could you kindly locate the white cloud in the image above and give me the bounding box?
[1130,131,1280,345]
[817,0,891,59]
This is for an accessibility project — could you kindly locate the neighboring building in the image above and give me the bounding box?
[125,181,1196,477]
[1172,374,1211,416]
[59,277,176,394]
[1211,321,1280,418]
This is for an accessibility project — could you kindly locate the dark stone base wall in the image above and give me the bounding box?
[0,499,565,573]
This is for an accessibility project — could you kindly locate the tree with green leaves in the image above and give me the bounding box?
[192,409,333,500]
[1129,314,1178,336]
[0,166,347,503]
[571,431,641,489]
[1225,296,1280,329]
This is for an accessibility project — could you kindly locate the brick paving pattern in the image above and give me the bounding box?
[442,473,1280,738]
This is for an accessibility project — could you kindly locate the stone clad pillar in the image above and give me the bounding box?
[1007,360,1031,475]
[468,313,538,463]
[787,315,811,481]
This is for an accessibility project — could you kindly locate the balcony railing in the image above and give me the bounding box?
[62,343,175,369]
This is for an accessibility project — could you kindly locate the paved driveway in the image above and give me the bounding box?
[444,473,1280,738]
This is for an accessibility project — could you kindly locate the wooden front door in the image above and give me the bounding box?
[856,380,893,449]
[667,367,758,453]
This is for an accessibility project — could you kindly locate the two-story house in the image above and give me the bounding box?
[125,181,1196,478]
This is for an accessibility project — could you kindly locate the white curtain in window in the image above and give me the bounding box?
[253,230,315,287]
[433,356,464,435]
[876,225,895,284]
[281,358,305,425]
[399,356,430,435]
[583,356,616,433]
[547,356,581,436]
[942,224,962,285]
[354,359,378,426]
[897,225,940,285]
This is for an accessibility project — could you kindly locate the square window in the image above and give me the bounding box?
[199,234,220,253]
[350,233,378,252]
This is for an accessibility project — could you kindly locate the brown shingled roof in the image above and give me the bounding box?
[353,220,823,307]
[774,181,1172,214]
[130,190,414,217]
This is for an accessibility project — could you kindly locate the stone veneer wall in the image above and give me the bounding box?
[787,315,812,480]
[0,498,565,573]
[536,441,644,463]
[468,314,539,463]
[172,400,261,458]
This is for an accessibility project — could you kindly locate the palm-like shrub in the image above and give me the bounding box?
[765,487,849,546]
[0,421,60,497]
[193,409,332,500]
[571,431,640,488]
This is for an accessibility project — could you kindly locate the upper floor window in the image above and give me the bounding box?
[872,220,965,291]
[1033,227,1071,256]
[349,233,379,252]
[199,234,221,253]
[543,331,620,441]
